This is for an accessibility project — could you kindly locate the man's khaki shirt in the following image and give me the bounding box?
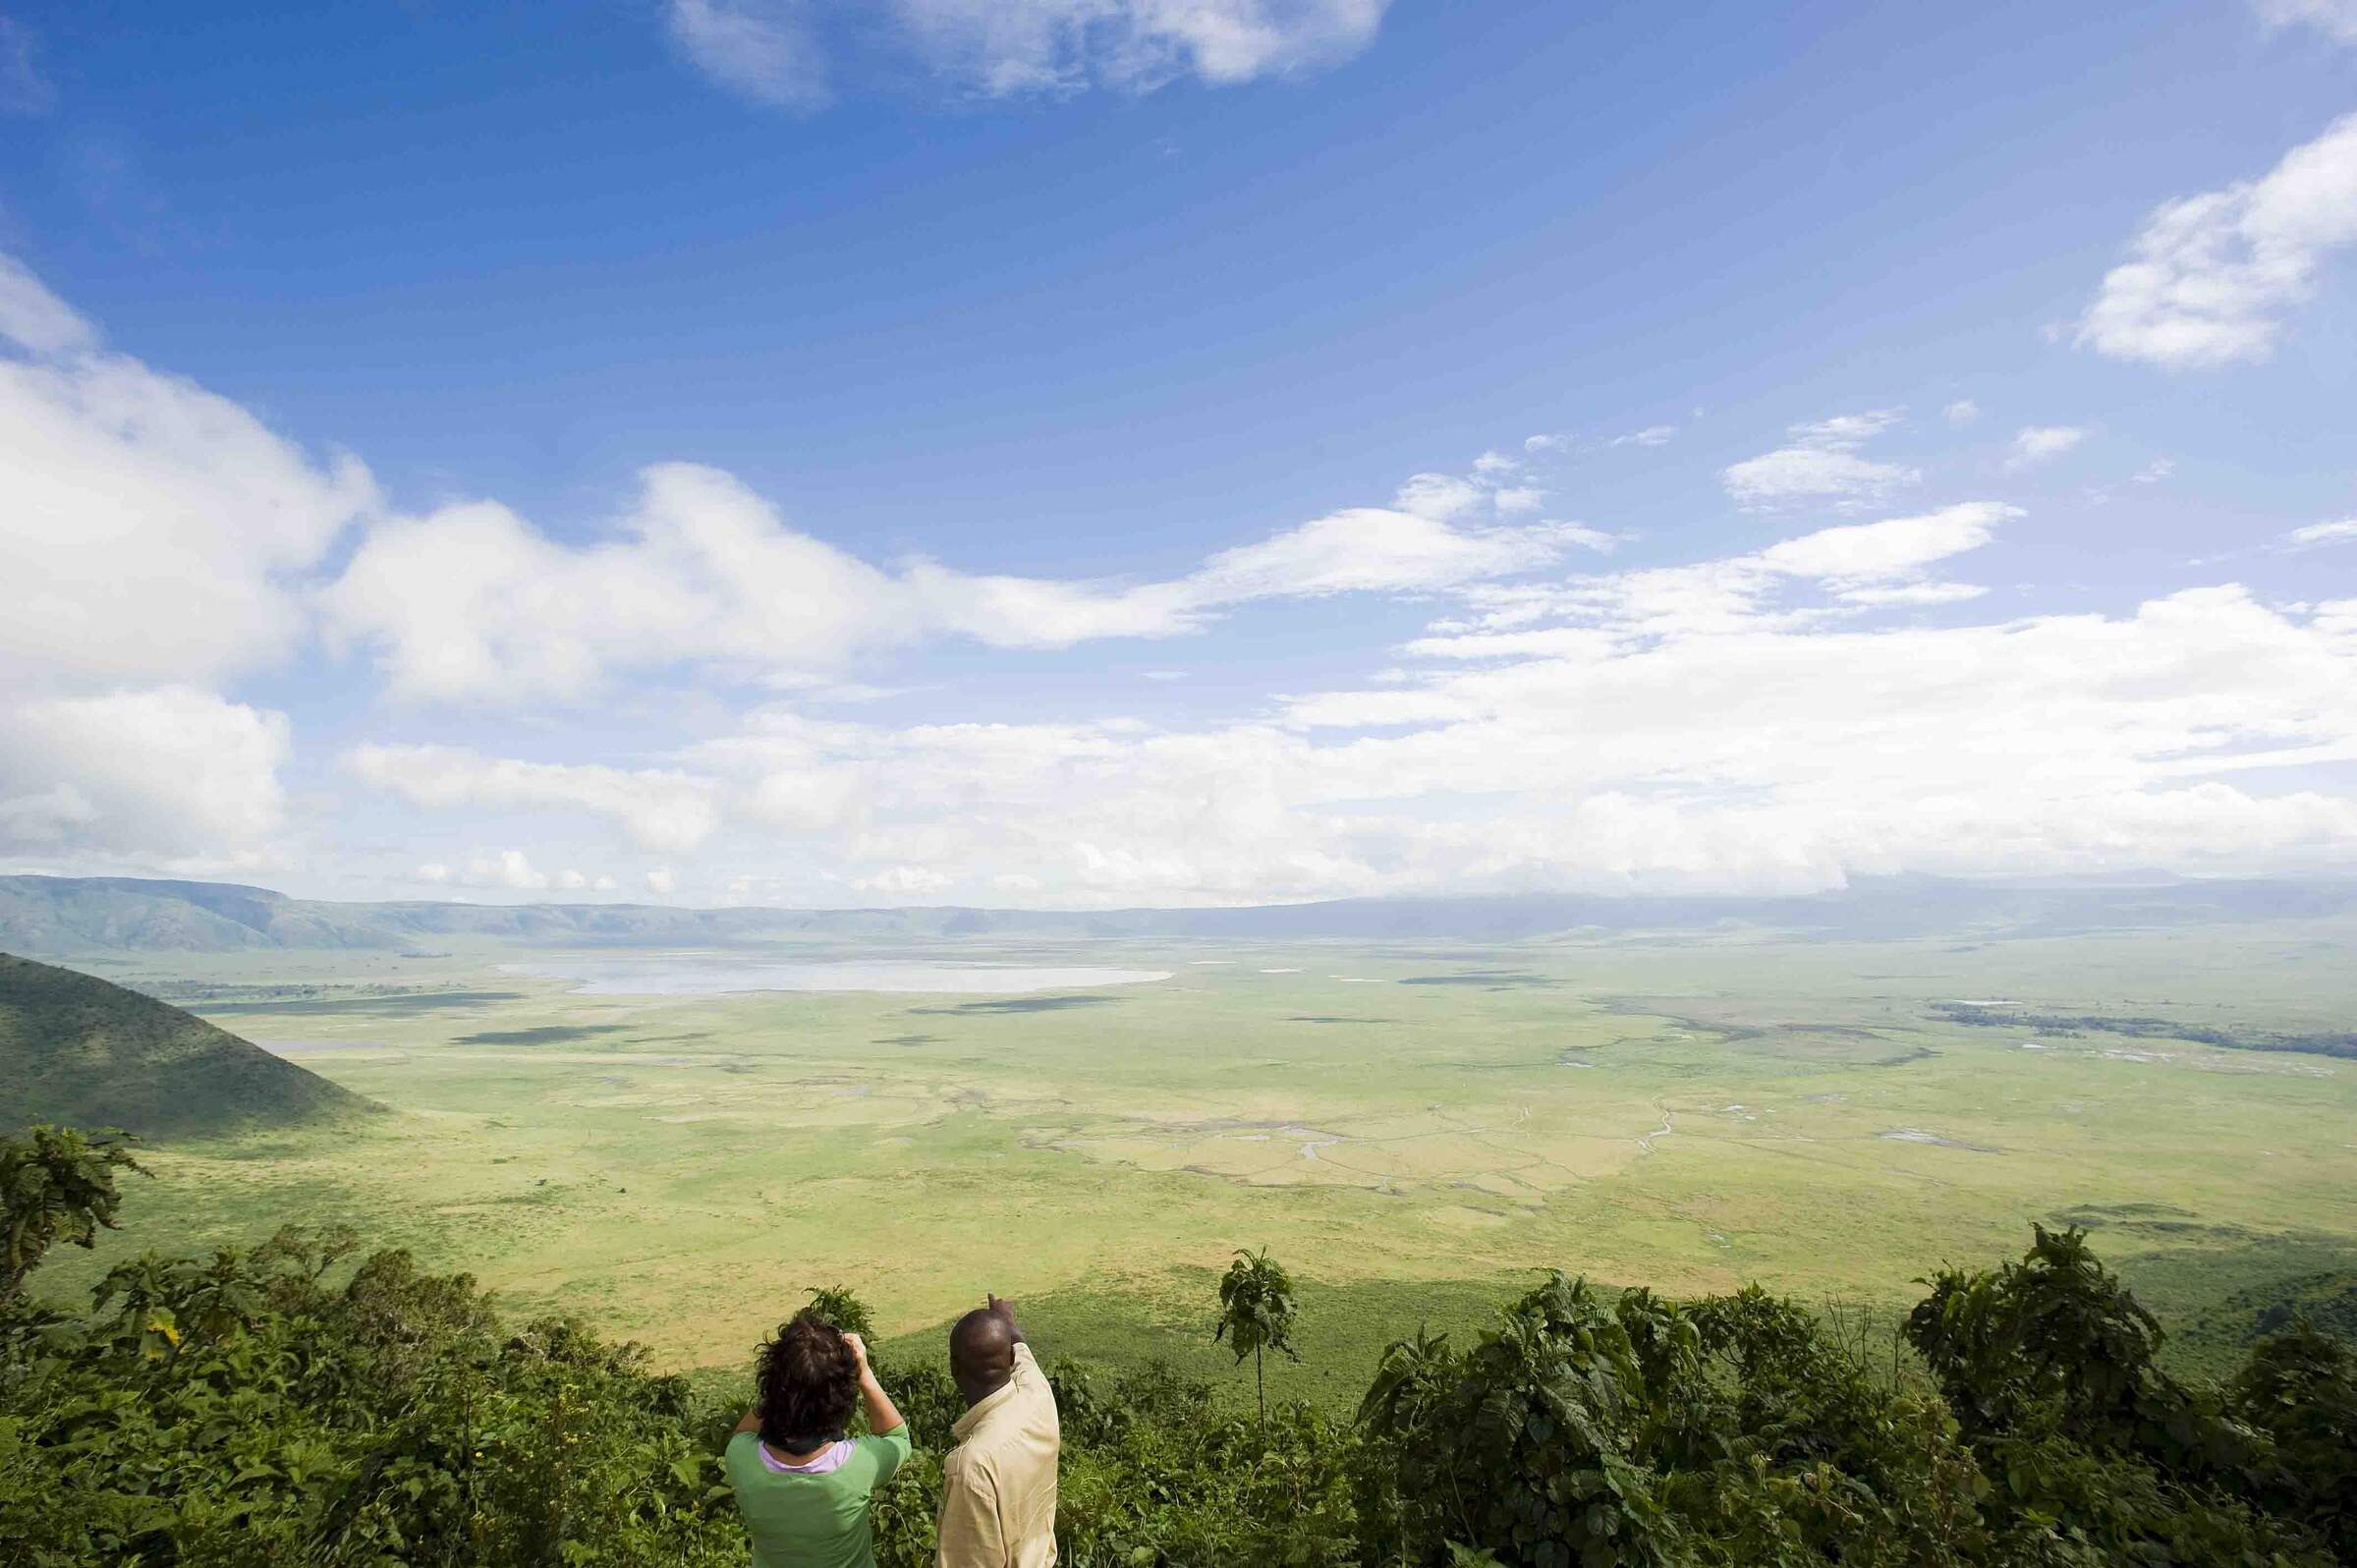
[936,1342,1059,1568]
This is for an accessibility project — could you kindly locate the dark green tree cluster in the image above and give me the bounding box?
[3,1123,2352,1566]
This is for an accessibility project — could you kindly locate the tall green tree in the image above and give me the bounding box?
[1214,1246,1300,1422]
[0,1121,144,1297]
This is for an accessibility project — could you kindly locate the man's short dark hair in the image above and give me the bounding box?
[756,1313,859,1451]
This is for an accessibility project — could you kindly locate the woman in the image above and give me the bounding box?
[726,1314,912,1568]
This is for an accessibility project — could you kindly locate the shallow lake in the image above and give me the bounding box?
[499,958,1174,996]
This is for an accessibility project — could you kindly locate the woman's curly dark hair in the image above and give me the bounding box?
[755,1312,860,1451]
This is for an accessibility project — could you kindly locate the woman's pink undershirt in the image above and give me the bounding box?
[757,1437,854,1476]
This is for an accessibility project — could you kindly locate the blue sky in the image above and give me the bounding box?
[2,0,2354,906]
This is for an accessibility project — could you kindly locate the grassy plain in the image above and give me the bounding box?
[38,919,2357,1408]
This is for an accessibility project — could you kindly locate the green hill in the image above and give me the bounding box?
[0,952,380,1138]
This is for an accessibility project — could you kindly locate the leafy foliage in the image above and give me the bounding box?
[1,1131,2352,1565]
[802,1285,874,1338]
[1214,1246,1300,1422]
[1,1123,146,1298]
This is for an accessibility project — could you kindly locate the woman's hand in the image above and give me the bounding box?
[846,1331,904,1434]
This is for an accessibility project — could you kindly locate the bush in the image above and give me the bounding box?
[1,1124,2350,1565]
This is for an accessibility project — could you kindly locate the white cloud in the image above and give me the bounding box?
[2252,0,2357,43]
[345,744,724,854]
[1790,410,1906,445]
[2006,424,2088,469]
[2284,519,2357,547]
[0,258,376,690]
[322,467,908,700]
[606,573,2357,904]
[2078,112,2357,367]
[668,0,1387,104]
[1721,409,1920,508]
[1611,424,1675,447]
[645,868,678,895]
[324,455,1583,694]
[1425,502,2013,645]
[0,687,289,860]
[1191,494,1578,597]
[1833,581,1990,608]
[887,0,1388,94]
[2133,457,2176,484]
[0,254,91,354]
[2,252,1574,714]
[1522,433,1564,453]
[1942,399,1980,426]
[443,850,551,891]
[851,864,955,896]
[1753,503,2010,583]
[665,0,829,110]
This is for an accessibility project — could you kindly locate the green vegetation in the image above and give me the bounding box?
[6,1130,2355,1564]
[1,1126,145,1297]
[1214,1247,1300,1421]
[1931,1001,2357,1060]
[0,953,378,1139]
[19,920,2357,1407]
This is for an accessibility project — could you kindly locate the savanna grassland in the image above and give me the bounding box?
[35,919,2357,1407]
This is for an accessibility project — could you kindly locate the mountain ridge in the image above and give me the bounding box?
[6,871,2357,954]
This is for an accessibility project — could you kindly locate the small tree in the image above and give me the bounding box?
[1,1123,146,1297]
[1214,1246,1300,1422]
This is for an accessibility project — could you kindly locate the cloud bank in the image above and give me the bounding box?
[5,253,2355,903]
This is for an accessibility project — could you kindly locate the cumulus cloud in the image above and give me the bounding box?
[322,466,910,700]
[1611,424,1676,447]
[2078,112,2357,367]
[0,253,376,690]
[0,688,289,860]
[1721,409,1920,509]
[0,253,1581,716]
[323,457,1583,696]
[665,0,829,110]
[1942,400,1980,425]
[2006,424,2087,469]
[596,573,2357,904]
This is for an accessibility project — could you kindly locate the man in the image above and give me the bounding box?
[938,1293,1059,1568]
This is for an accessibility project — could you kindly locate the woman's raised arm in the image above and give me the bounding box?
[841,1332,904,1434]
